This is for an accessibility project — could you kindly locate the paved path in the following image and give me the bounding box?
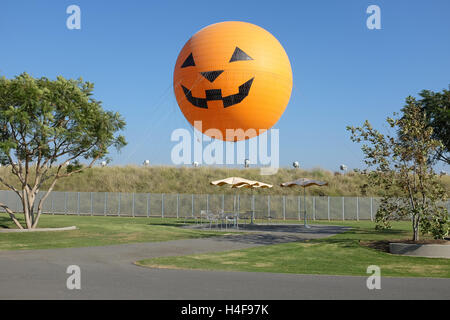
[0,225,449,300]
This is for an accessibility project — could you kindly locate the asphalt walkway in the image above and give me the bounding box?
[0,224,448,299]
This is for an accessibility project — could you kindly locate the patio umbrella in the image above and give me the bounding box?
[234,180,273,223]
[211,177,272,224]
[234,181,273,189]
[210,177,254,227]
[280,178,328,228]
[211,177,257,212]
[210,177,258,188]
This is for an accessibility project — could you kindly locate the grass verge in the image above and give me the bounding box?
[136,221,450,278]
[0,215,224,250]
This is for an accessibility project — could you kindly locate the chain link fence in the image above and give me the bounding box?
[0,190,449,221]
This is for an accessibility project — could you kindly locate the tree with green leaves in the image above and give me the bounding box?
[0,73,126,229]
[347,96,448,241]
[418,86,450,164]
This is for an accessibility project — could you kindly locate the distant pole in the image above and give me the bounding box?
[176,194,179,219]
[162,193,164,218]
[90,192,93,216]
[104,192,107,216]
[238,194,240,213]
[147,193,150,218]
[251,194,255,224]
[298,196,301,221]
[370,197,373,221]
[132,193,135,217]
[328,196,330,221]
[282,196,286,220]
[16,195,20,213]
[356,197,359,221]
[303,187,310,228]
[313,196,316,221]
[342,197,345,221]
[118,193,121,217]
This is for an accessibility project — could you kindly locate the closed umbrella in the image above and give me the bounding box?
[280,178,328,228]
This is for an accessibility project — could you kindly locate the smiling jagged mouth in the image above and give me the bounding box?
[181,78,254,109]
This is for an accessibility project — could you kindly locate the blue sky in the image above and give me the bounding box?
[0,0,449,172]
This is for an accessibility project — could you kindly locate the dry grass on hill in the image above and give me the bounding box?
[0,165,448,197]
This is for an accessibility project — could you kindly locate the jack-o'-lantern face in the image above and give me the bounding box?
[173,21,292,141]
[179,47,254,109]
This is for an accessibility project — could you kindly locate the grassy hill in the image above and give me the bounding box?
[0,165,449,197]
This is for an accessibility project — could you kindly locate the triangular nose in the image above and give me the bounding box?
[200,70,224,83]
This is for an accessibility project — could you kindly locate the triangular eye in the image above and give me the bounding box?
[229,47,253,62]
[181,53,196,68]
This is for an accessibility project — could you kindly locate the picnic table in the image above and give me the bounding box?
[239,210,277,224]
[199,209,277,228]
[200,210,239,229]
[240,210,264,224]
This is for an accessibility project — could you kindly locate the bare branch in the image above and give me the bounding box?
[0,176,22,199]
[0,202,24,229]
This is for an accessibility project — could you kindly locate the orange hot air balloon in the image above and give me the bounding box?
[173,21,293,142]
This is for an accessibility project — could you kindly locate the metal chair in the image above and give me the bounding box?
[183,212,198,224]
[224,212,239,229]
[200,209,208,225]
[206,210,220,229]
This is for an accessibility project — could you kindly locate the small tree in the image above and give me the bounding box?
[0,73,126,229]
[347,96,448,241]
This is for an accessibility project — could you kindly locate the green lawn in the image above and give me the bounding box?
[0,215,224,250]
[3,216,449,279]
[136,221,450,278]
